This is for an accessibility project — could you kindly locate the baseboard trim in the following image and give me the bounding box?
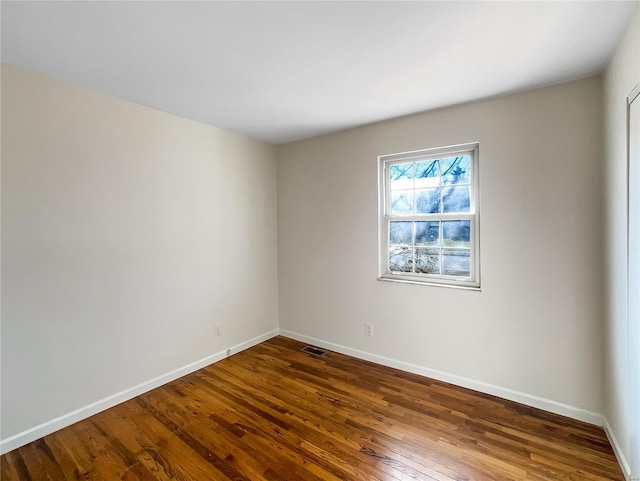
[603,417,636,480]
[278,329,603,427]
[0,328,279,455]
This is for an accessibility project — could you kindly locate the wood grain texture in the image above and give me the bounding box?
[1,336,625,480]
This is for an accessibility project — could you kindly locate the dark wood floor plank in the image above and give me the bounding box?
[0,450,33,481]
[0,336,626,480]
[148,384,285,481]
[118,399,233,481]
[19,440,71,481]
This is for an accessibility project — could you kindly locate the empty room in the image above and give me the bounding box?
[1,1,639,480]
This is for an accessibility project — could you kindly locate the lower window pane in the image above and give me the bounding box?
[390,221,412,245]
[415,221,440,246]
[415,248,440,274]
[442,220,470,247]
[389,246,413,272]
[442,249,470,276]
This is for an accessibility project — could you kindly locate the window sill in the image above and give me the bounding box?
[377,275,481,291]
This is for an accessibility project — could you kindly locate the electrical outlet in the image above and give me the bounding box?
[365,323,373,336]
[214,324,222,337]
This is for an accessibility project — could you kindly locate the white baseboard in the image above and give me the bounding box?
[0,329,279,455]
[278,329,604,427]
[603,418,637,481]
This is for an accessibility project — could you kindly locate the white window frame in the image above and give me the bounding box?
[378,142,480,289]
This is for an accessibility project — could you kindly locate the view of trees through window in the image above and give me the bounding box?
[387,156,472,277]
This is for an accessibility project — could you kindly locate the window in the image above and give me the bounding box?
[378,143,480,289]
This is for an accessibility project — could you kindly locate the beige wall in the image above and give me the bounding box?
[603,5,640,478]
[278,77,605,418]
[1,64,279,440]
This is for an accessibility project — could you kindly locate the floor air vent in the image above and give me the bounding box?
[301,346,326,356]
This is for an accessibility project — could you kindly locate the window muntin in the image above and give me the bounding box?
[379,143,479,288]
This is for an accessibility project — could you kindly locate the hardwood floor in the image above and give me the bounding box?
[1,336,625,480]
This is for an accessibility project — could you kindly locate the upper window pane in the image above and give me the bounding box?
[389,162,414,189]
[415,160,440,188]
[416,188,440,214]
[390,158,473,216]
[442,156,471,185]
[391,191,414,215]
[442,186,470,213]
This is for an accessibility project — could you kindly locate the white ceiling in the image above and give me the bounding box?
[1,1,637,144]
